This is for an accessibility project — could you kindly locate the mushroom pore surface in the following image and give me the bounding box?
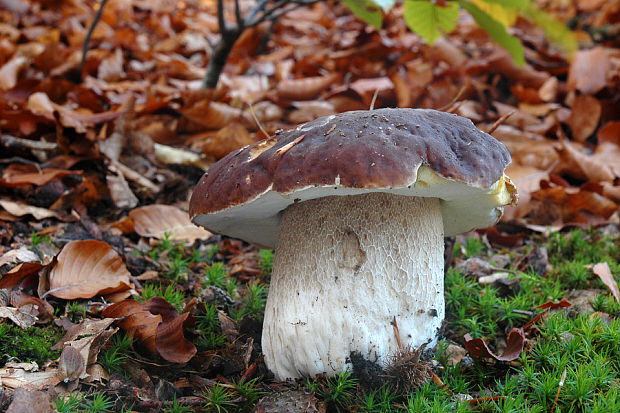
[262,192,444,380]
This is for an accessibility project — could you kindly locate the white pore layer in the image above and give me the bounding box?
[261,192,444,380]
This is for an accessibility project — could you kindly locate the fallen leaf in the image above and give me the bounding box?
[0,199,58,220]
[52,318,117,380]
[57,346,84,382]
[190,122,254,160]
[530,186,618,225]
[568,95,601,142]
[592,262,619,302]
[567,47,610,95]
[536,298,572,309]
[154,312,196,363]
[8,290,54,323]
[48,240,131,299]
[129,204,211,242]
[0,55,28,91]
[0,164,78,188]
[101,299,161,356]
[277,73,338,101]
[5,388,51,413]
[463,328,525,362]
[102,297,196,363]
[0,366,60,390]
[555,140,615,183]
[0,304,38,328]
[0,262,44,290]
[0,247,40,269]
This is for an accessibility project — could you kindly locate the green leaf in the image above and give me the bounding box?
[477,0,529,9]
[522,3,577,54]
[341,0,383,29]
[403,0,460,44]
[459,0,525,65]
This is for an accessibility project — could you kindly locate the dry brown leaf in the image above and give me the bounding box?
[592,262,620,302]
[464,328,525,362]
[5,388,51,413]
[129,204,211,242]
[0,247,39,269]
[567,47,610,95]
[57,346,84,382]
[102,297,196,363]
[52,318,117,380]
[0,262,44,290]
[277,73,338,101]
[538,77,558,102]
[0,305,38,328]
[0,366,60,391]
[348,77,394,106]
[555,141,615,183]
[98,48,125,81]
[190,123,254,160]
[101,300,161,356]
[0,55,28,91]
[568,95,602,142]
[8,290,54,323]
[26,92,121,133]
[598,121,620,145]
[503,164,548,220]
[530,186,618,225]
[48,240,131,299]
[536,298,572,309]
[182,100,251,130]
[1,164,78,187]
[0,199,58,220]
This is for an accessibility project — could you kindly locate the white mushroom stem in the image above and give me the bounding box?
[262,192,445,380]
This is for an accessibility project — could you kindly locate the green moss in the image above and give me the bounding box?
[0,323,63,365]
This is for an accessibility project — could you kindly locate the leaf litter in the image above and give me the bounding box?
[0,0,619,411]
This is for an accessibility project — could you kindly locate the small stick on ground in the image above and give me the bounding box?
[550,367,567,413]
[486,111,516,134]
[439,84,467,112]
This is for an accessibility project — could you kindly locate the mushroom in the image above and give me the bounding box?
[189,108,517,380]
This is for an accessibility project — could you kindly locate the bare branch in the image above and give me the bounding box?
[234,0,243,28]
[217,0,227,33]
[78,0,109,82]
[258,1,320,25]
[246,0,271,23]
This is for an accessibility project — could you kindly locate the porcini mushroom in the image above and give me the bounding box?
[189,108,516,380]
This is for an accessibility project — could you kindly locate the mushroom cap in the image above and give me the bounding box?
[189,108,517,248]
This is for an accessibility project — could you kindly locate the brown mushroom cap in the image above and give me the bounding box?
[190,108,516,247]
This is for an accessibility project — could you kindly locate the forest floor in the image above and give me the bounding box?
[0,0,619,412]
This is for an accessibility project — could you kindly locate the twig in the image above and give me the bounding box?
[550,367,567,413]
[78,0,109,83]
[247,103,270,139]
[369,89,380,110]
[438,84,467,112]
[486,111,516,135]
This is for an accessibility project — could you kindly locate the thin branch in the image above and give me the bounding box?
[234,0,243,29]
[78,0,109,82]
[217,0,227,33]
[246,0,271,23]
[247,0,315,27]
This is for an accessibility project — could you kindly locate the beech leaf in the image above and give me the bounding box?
[592,262,620,303]
[129,204,211,242]
[464,328,525,361]
[48,240,131,300]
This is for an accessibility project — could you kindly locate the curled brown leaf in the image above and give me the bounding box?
[464,328,525,362]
